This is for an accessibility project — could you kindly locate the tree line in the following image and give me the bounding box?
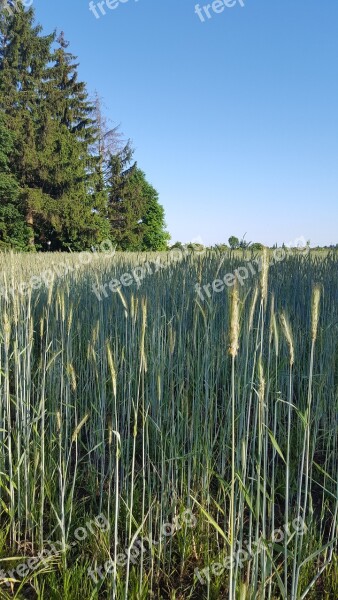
[0,3,169,251]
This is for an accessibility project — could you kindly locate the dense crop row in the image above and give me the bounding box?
[0,250,337,599]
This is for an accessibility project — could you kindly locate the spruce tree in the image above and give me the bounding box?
[0,110,30,250]
[0,3,54,247]
[40,32,110,249]
[107,147,169,250]
[107,141,142,249]
[92,92,122,203]
[0,6,169,251]
[0,9,110,250]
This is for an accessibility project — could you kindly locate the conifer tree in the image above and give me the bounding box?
[107,146,169,251]
[107,141,143,249]
[0,3,54,247]
[0,5,169,251]
[40,32,110,249]
[0,8,110,250]
[0,110,30,249]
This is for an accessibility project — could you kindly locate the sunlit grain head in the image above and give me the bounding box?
[229,283,240,358]
[311,285,321,342]
[280,311,294,366]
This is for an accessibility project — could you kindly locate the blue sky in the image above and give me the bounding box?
[33,0,338,247]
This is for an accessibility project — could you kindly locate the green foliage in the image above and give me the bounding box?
[107,142,140,250]
[138,171,170,251]
[0,7,165,251]
[0,111,30,250]
[0,252,337,597]
[186,242,205,253]
[170,241,184,249]
[251,242,265,251]
[0,4,55,248]
[0,203,31,251]
[228,235,240,249]
[108,152,169,251]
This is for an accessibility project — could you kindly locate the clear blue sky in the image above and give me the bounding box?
[33,0,338,247]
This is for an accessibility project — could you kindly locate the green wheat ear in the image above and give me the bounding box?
[258,357,265,401]
[280,311,295,367]
[71,414,89,443]
[248,285,259,333]
[0,248,337,598]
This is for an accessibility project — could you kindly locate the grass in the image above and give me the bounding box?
[0,248,337,599]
